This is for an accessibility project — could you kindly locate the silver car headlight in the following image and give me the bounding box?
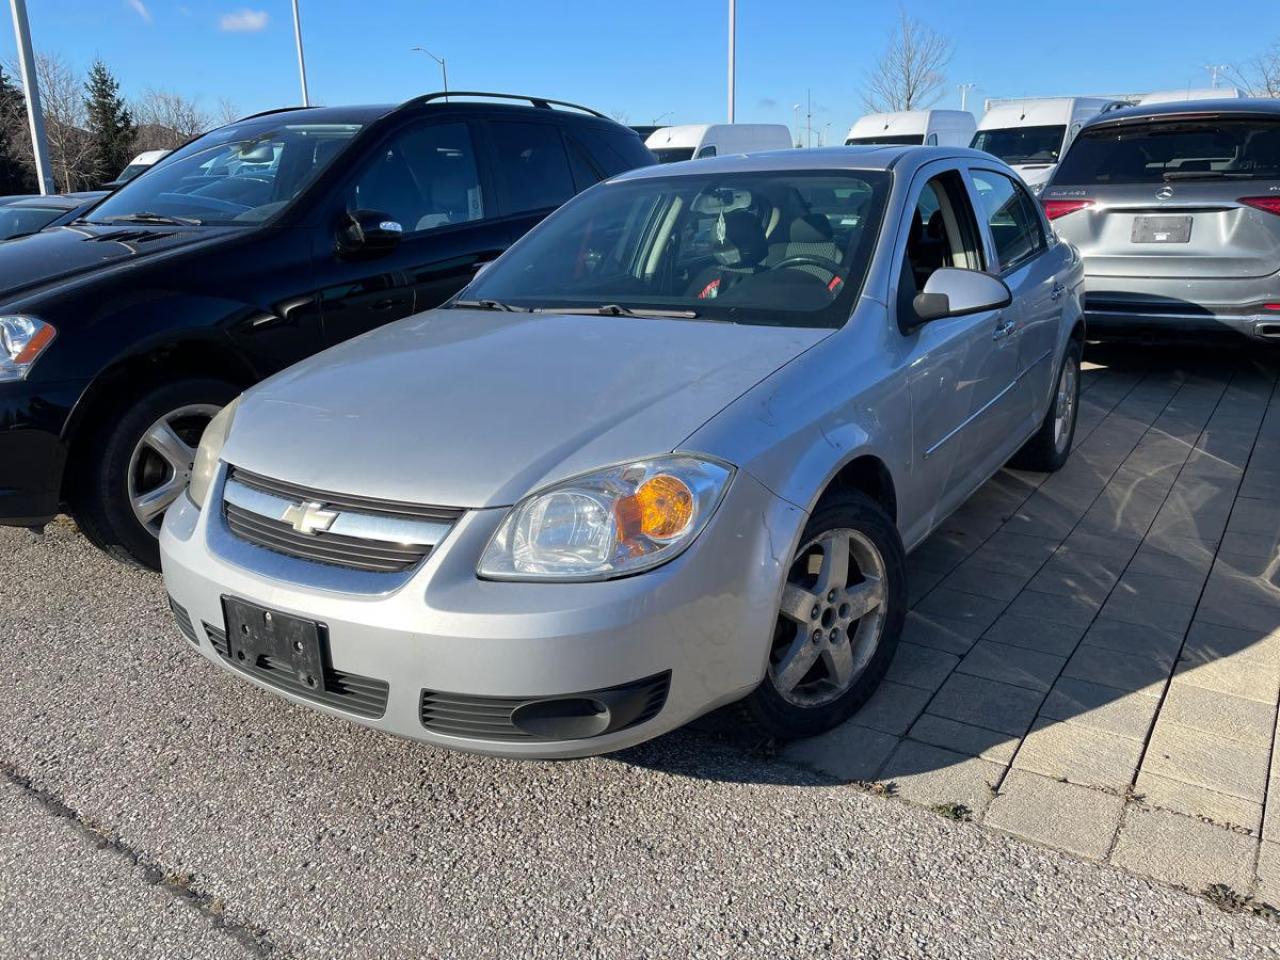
[0,316,56,382]
[478,455,734,581]
[188,396,241,509]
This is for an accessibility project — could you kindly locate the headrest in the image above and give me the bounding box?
[789,213,833,244]
[713,210,767,268]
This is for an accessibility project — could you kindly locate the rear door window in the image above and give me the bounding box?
[1054,118,1280,184]
[971,170,1045,271]
[489,121,576,216]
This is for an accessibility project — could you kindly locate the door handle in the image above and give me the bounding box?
[1049,281,1066,302]
[992,317,1017,341]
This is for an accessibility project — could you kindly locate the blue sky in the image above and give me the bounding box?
[3,0,1276,139]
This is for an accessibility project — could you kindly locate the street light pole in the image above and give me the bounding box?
[792,103,801,147]
[652,111,672,126]
[412,46,448,100]
[8,0,51,193]
[291,0,310,106]
[727,0,736,122]
[958,82,975,112]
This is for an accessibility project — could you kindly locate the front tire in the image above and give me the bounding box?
[737,490,906,740]
[1010,339,1081,473]
[71,378,238,570]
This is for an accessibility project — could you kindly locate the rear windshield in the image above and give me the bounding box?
[971,125,1066,165]
[653,147,695,163]
[1054,118,1280,184]
[459,170,891,329]
[846,134,923,146]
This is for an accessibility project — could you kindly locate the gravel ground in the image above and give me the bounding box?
[1,521,1277,959]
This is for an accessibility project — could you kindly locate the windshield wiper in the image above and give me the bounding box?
[1161,170,1253,181]
[452,298,528,312]
[538,303,700,319]
[96,212,203,226]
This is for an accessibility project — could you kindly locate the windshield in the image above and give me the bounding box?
[85,121,363,226]
[459,170,890,329]
[846,134,923,146]
[0,205,63,240]
[653,147,696,163]
[971,125,1066,164]
[1054,118,1280,184]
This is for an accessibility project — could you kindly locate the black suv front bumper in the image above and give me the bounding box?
[0,380,83,526]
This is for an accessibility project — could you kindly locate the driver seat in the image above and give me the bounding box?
[764,214,843,281]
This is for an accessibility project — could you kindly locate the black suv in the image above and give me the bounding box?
[0,92,654,567]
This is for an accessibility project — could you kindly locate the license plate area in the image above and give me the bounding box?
[222,596,328,692]
[1131,215,1192,243]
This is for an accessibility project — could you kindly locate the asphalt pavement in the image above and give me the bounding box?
[1,519,1277,959]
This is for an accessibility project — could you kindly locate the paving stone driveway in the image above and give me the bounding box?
[784,342,1280,905]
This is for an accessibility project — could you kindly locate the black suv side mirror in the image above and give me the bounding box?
[337,209,403,259]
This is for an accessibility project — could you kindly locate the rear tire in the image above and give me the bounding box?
[1009,339,1081,473]
[71,378,238,571]
[736,490,906,741]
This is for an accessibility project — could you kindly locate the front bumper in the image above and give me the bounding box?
[160,465,807,758]
[0,379,83,526]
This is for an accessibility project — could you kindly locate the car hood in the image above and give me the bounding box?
[0,223,233,303]
[223,308,828,508]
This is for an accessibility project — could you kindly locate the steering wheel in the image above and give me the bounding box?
[774,254,844,276]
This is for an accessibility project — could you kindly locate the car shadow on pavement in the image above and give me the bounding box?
[622,339,1280,894]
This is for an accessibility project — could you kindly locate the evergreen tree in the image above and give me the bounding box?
[0,65,35,194]
[83,59,135,188]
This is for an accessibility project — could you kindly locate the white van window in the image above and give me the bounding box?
[926,133,938,146]
[971,125,1066,164]
[654,147,695,164]
[695,145,717,159]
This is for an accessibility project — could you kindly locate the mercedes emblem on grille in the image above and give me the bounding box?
[282,499,338,535]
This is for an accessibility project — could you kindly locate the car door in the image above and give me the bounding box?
[319,118,510,346]
[482,117,581,251]
[895,166,1018,532]
[968,167,1062,454]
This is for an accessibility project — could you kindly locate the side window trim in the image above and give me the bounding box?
[968,166,1046,275]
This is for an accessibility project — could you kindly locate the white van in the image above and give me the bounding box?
[971,97,1125,190]
[845,110,976,147]
[1137,87,1242,105]
[644,124,793,163]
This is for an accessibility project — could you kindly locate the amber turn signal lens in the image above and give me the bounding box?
[616,474,695,543]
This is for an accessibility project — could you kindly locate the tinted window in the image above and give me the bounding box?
[572,127,655,176]
[349,121,484,233]
[87,121,363,226]
[846,134,923,146]
[1055,118,1280,184]
[971,125,1066,164]
[653,148,695,163]
[490,121,576,215]
[460,170,891,329]
[0,205,62,239]
[972,171,1044,270]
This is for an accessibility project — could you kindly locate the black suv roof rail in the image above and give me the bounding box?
[398,91,607,119]
[233,105,315,123]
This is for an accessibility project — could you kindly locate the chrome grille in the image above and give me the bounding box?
[221,467,462,574]
[203,622,389,718]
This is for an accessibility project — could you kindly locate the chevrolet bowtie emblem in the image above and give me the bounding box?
[282,499,338,535]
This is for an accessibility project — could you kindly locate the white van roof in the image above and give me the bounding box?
[1138,87,1243,105]
[978,97,1123,129]
[846,109,974,141]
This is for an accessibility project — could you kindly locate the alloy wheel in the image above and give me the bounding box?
[1053,357,1078,453]
[769,528,888,708]
[126,403,221,535]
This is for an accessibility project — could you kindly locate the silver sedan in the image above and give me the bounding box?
[161,146,1084,757]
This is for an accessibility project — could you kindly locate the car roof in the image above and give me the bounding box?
[233,96,620,130]
[1082,97,1280,130]
[1,194,82,210]
[611,144,995,181]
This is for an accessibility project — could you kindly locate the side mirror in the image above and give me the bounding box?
[337,209,403,259]
[911,268,1012,325]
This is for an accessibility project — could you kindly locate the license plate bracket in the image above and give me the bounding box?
[222,596,328,692]
[1132,215,1192,243]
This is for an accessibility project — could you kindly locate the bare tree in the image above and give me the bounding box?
[3,53,96,191]
[1231,45,1280,98]
[131,87,212,151]
[861,10,953,113]
[216,96,241,127]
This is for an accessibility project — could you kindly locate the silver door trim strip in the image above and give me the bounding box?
[923,347,1054,460]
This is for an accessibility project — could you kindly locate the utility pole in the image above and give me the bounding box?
[792,103,801,147]
[806,88,812,149]
[727,0,735,122]
[8,0,51,193]
[1204,64,1229,88]
[291,0,310,106]
[958,82,975,111]
[412,47,448,99]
